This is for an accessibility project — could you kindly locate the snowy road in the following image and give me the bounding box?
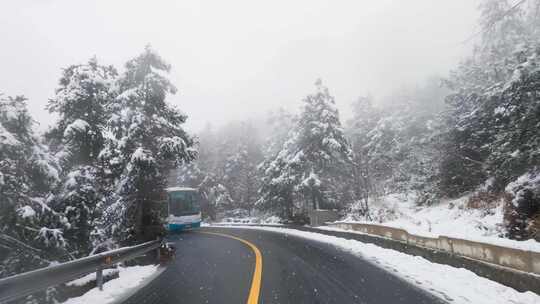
[120,227,443,304]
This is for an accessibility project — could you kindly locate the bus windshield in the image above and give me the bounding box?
[169,191,200,216]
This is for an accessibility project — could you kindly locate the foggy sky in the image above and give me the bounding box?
[1,0,479,132]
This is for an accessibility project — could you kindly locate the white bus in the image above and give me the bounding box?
[166,187,202,231]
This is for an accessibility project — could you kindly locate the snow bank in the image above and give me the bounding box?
[229,226,540,304]
[208,217,283,226]
[208,214,283,226]
[62,265,158,304]
[342,193,540,253]
[66,269,119,287]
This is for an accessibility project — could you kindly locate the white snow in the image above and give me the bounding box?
[494,106,506,115]
[322,137,341,150]
[166,186,197,192]
[17,206,36,219]
[116,88,139,102]
[341,193,540,253]
[301,171,321,187]
[62,265,158,304]
[65,169,83,188]
[225,226,540,304]
[131,147,154,163]
[0,124,19,146]
[37,227,65,248]
[506,172,540,208]
[63,119,90,137]
[208,213,283,226]
[66,269,119,287]
[32,146,60,182]
[263,215,282,224]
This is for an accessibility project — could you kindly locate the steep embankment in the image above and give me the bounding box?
[343,193,540,252]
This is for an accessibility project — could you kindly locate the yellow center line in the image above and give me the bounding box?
[197,231,262,304]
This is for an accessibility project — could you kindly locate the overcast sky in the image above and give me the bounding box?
[1,0,479,132]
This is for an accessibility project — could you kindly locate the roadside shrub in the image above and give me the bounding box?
[528,213,540,241]
[415,191,438,206]
[466,191,508,210]
[503,171,540,241]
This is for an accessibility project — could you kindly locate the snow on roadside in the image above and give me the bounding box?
[66,269,118,287]
[341,193,540,253]
[205,215,283,226]
[229,226,540,304]
[62,265,158,304]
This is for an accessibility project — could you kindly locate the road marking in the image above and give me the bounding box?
[198,231,262,304]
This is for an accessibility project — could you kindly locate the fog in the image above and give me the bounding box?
[1,0,478,132]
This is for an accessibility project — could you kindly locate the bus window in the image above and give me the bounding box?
[169,191,200,216]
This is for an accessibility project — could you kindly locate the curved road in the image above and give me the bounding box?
[122,227,444,304]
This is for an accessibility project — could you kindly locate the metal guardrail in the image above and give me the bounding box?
[0,239,161,303]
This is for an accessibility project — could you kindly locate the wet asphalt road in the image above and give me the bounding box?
[121,227,444,304]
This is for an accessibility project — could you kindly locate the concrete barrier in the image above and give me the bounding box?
[328,222,540,275]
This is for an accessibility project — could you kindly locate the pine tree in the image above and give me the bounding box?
[258,80,353,218]
[198,174,233,219]
[221,122,262,212]
[438,0,540,238]
[440,0,534,196]
[104,46,196,243]
[295,79,354,209]
[263,108,296,158]
[46,57,117,168]
[0,94,64,278]
[257,135,298,219]
[484,50,540,189]
[46,58,117,256]
[173,120,264,219]
[346,83,445,210]
[346,96,379,216]
[223,144,260,212]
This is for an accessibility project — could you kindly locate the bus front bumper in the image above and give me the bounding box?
[168,221,201,231]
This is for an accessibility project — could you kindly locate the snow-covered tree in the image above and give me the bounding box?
[505,172,540,240]
[46,58,117,256]
[343,75,449,217]
[263,108,296,158]
[294,79,354,209]
[109,148,164,243]
[104,46,196,243]
[0,94,64,278]
[346,95,380,216]
[223,143,260,212]
[257,135,298,219]
[198,173,233,218]
[46,57,117,168]
[439,0,540,238]
[55,166,106,256]
[440,0,536,196]
[172,120,264,218]
[258,80,353,218]
[220,122,263,212]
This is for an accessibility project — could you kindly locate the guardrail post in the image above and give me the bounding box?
[96,267,103,291]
